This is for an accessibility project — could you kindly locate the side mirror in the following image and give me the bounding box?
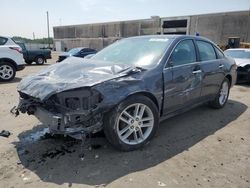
[168,56,174,67]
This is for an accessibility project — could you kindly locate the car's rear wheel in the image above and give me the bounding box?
[35,56,45,65]
[104,95,159,151]
[209,78,230,108]
[0,62,16,82]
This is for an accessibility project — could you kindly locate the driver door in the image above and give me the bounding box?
[163,39,202,114]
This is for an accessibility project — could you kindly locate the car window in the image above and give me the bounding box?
[197,40,216,61]
[214,46,224,59]
[81,49,91,53]
[171,39,196,66]
[0,37,7,45]
[86,48,96,53]
[80,49,86,54]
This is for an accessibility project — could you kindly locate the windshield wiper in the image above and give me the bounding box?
[133,66,147,71]
[117,66,147,75]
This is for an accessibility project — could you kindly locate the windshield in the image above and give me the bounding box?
[68,48,81,55]
[92,37,173,68]
[225,50,250,59]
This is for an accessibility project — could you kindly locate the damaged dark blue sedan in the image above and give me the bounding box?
[14,35,237,151]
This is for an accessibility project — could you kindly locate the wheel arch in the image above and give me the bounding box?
[35,55,45,59]
[0,58,17,70]
[225,74,232,87]
[124,91,159,112]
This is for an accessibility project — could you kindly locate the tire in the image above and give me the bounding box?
[209,78,230,109]
[103,95,159,151]
[35,56,45,65]
[0,62,16,82]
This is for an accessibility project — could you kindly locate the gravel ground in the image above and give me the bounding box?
[0,53,249,188]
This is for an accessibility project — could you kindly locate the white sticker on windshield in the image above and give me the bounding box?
[149,38,169,42]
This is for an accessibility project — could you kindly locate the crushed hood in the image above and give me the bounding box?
[234,58,250,67]
[17,57,133,101]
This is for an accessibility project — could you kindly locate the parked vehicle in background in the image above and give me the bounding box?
[57,47,97,62]
[224,48,250,83]
[16,42,51,65]
[15,35,237,151]
[0,36,25,81]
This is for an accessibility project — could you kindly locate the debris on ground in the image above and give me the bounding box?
[95,154,99,159]
[91,144,102,150]
[0,130,11,138]
[157,181,167,187]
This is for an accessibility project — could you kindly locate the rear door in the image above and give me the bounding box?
[163,39,202,114]
[196,40,225,98]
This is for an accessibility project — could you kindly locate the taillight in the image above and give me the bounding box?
[9,47,22,54]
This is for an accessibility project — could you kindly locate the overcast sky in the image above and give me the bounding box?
[1,0,249,39]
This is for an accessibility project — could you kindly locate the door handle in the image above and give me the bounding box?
[219,64,224,68]
[192,70,202,74]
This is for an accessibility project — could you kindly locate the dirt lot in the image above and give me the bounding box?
[0,53,250,188]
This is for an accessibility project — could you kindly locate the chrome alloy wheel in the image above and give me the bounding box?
[0,65,14,80]
[116,103,154,145]
[219,81,229,105]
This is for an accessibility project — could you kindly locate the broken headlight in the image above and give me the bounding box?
[55,89,103,111]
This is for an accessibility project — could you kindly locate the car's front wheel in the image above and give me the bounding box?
[209,78,230,108]
[104,95,159,151]
[0,62,16,82]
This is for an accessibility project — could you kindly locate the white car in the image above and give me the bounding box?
[0,36,25,81]
[224,48,250,83]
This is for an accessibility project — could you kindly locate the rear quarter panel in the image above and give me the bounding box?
[0,45,25,66]
[223,56,237,87]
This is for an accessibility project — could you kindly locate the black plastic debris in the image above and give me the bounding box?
[0,130,11,138]
[91,144,102,150]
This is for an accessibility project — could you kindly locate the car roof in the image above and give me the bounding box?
[225,48,250,52]
[129,34,207,39]
[127,35,214,44]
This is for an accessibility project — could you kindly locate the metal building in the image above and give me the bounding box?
[53,10,250,51]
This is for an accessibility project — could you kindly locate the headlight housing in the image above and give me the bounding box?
[53,88,103,111]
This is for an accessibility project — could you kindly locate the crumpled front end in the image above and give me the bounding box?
[237,64,250,83]
[13,57,147,138]
[16,88,104,138]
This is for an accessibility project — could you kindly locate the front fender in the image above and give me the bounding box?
[93,74,162,114]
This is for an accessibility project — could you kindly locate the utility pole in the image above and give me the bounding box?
[46,11,50,48]
[33,32,35,40]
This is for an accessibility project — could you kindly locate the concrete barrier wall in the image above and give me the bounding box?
[53,18,160,39]
[189,11,250,44]
[53,11,250,50]
[54,37,121,51]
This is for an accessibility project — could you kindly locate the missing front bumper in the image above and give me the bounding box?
[11,103,103,139]
[34,107,103,137]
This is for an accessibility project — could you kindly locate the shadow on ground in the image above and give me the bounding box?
[24,63,51,66]
[0,77,22,84]
[13,100,247,186]
[237,83,250,88]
